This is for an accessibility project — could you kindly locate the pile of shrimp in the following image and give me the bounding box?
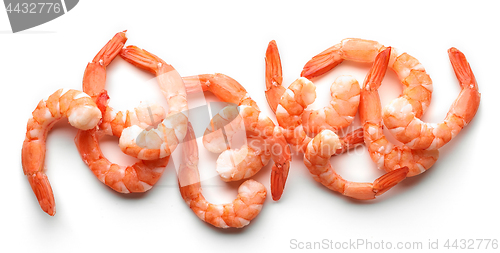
[22,32,480,228]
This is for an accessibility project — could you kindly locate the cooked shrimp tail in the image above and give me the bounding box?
[25,167,55,216]
[120,45,176,74]
[449,47,477,90]
[269,126,291,201]
[334,128,364,155]
[182,73,258,108]
[301,44,344,80]
[448,47,480,126]
[372,167,409,196]
[83,31,127,98]
[364,47,391,90]
[92,31,127,67]
[265,40,286,112]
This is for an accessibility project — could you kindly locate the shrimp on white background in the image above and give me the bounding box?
[3,1,498,253]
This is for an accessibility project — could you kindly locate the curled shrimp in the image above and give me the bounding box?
[301,39,439,176]
[22,89,102,216]
[265,40,364,153]
[179,123,266,228]
[383,48,480,150]
[182,74,291,200]
[119,45,189,160]
[359,47,439,176]
[302,49,410,200]
[75,31,169,193]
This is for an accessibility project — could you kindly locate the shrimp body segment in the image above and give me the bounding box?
[359,48,439,176]
[383,48,480,150]
[22,89,102,216]
[304,130,409,200]
[179,123,266,228]
[216,138,271,182]
[120,46,189,160]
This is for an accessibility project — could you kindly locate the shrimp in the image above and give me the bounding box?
[265,40,286,113]
[383,48,480,150]
[76,31,169,193]
[183,74,292,201]
[119,45,189,160]
[301,38,433,119]
[304,130,409,200]
[359,47,439,176]
[266,41,363,153]
[22,89,102,216]
[82,31,127,100]
[182,73,259,109]
[179,123,266,228]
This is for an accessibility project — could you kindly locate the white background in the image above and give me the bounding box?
[1,1,498,252]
